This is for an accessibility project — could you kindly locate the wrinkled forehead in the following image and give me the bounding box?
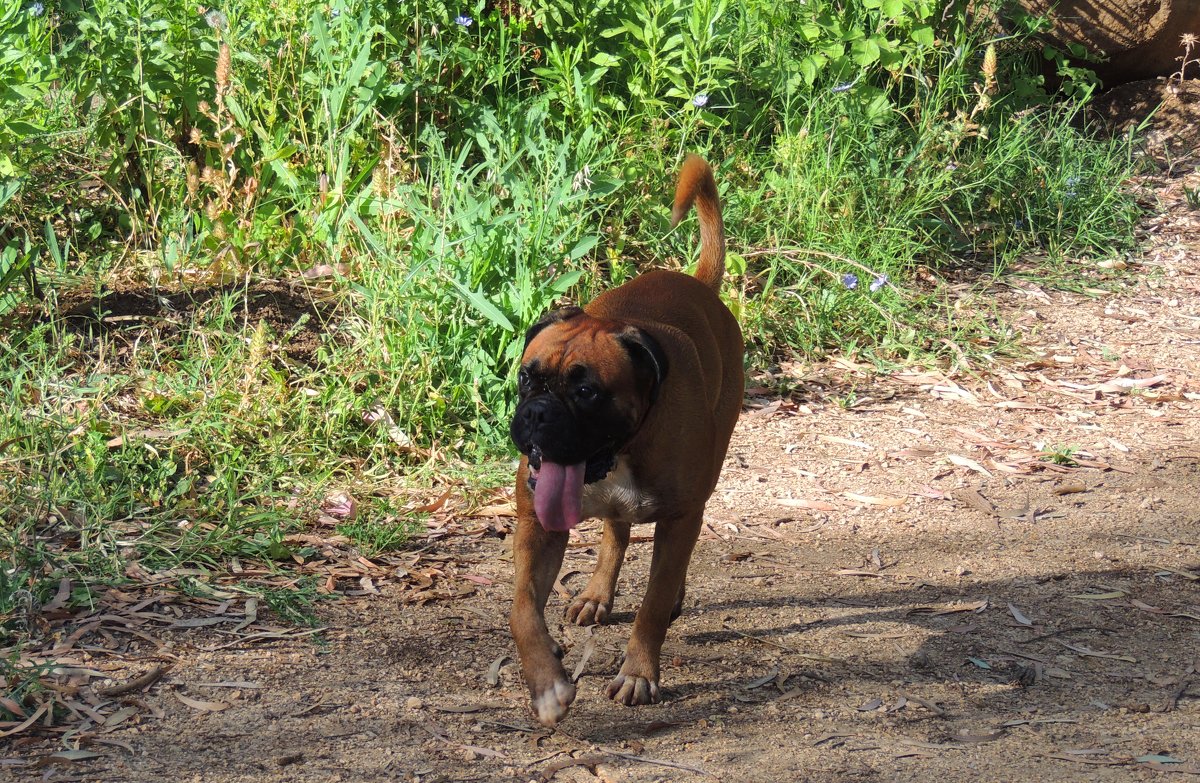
[522,318,627,379]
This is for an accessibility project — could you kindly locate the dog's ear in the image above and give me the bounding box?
[522,306,584,351]
[618,328,669,404]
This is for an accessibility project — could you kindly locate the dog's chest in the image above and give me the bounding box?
[581,457,656,524]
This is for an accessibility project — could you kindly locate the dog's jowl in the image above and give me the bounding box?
[509,155,744,726]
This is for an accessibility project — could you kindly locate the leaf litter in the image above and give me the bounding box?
[0,485,496,748]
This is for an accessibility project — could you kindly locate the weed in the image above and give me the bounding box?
[1042,444,1080,466]
[259,577,325,628]
[1173,33,1198,82]
[0,654,58,720]
[833,389,860,410]
[336,498,423,556]
[1184,185,1200,211]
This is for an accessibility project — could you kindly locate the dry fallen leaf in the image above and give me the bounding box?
[1156,567,1199,581]
[1068,590,1126,600]
[955,730,1005,743]
[37,750,105,766]
[777,498,838,511]
[103,706,139,730]
[321,491,357,521]
[910,600,989,615]
[745,667,781,689]
[819,434,873,450]
[842,630,910,640]
[174,691,231,712]
[1047,752,1128,766]
[471,503,515,518]
[842,492,906,507]
[540,753,610,781]
[485,656,508,688]
[1008,603,1034,626]
[1056,641,1136,663]
[947,453,994,477]
[571,635,596,682]
[955,488,996,516]
[1093,375,1168,394]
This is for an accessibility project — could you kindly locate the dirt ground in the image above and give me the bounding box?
[6,96,1200,782]
[1088,78,1200,171]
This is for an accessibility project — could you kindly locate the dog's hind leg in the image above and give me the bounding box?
[565,518,630,626]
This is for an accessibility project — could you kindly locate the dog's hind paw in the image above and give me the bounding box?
[604,673,661,706]
[532,678,576,726]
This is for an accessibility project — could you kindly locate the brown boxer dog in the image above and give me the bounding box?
[508,155,743,726]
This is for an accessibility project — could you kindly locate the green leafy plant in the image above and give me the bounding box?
[1042,444,1079,466]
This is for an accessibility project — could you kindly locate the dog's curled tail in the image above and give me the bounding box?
[671,154,726,290]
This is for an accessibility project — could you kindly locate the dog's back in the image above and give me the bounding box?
[586,156,743,488]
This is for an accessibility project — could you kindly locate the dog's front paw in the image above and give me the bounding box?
[566,594,612,626]
[604,671,661,706]
[530,676,576,726]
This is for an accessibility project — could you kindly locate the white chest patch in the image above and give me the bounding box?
[581,456,657,524]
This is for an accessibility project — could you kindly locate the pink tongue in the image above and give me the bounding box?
[533,460,586,532]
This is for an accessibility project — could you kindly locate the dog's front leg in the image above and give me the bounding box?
[605,510,702,706]
[510,475,575,726]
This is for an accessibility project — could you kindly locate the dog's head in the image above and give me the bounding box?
[510,307,667,532]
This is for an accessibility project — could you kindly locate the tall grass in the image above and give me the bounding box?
[0,0,1141,633]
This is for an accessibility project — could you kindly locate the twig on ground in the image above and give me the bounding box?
[597,747,719,778]
[98,664,173,697]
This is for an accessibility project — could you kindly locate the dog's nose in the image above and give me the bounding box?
[511,396,554,450]
[520,403,546,428]
[510,396,584,463]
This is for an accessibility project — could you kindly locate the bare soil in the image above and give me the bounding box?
[6,126,1200,783]
[1089,78,1200,172]
[49,278,337,364]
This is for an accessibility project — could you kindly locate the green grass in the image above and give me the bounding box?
[0,0,1144,643]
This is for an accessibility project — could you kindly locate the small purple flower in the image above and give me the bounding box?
[870,273,888,292]
[455,14,473,27]
[841,273,859,289]
[692,93,709,108]
[945,162,958,172]
[28,1,44,15]
[1014,218,1025,230]
[831,81,854,94]
[1064,175,1080,199]
[330,8,342,18]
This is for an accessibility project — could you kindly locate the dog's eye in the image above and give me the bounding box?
[518,369,532,392]
[574,385,599,403]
